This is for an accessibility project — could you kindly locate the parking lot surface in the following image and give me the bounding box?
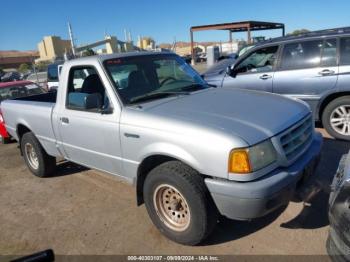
[0,128,349,256]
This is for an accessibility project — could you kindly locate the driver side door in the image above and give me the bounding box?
[222,45,280,92]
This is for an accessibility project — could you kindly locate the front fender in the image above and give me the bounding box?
[137,142,203,174]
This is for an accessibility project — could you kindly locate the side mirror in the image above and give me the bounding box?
[68,93,102,111]
[226,65,237,78]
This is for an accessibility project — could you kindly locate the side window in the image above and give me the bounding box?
[47,65,58,81]
[234,46,279,74]
[280,40,322,70]
[340,37,350,65]
[67,67,110,112]
[321,38,337,67]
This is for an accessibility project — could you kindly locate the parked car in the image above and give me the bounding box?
[204,27,350,141]
[26,72,47,88]
[47,61,63,91]
[327,152,350,261]
[2,52,322,245]
[0,71,21,82]
[197,52,207,62]
[0,80,46,144]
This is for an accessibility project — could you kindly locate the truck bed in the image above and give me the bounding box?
[14,91,57,103]
[1,91,61,157]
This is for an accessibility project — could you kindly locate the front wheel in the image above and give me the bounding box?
[20,132,56,177]
[143,161,218,245]
[322,96,350,140]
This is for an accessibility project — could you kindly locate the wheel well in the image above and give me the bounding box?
[136,155,178,206]
[17,124,32,154]
[17,124,31,141]
[319,92,350,121]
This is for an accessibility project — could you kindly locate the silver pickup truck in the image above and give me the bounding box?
[1,52,322,245]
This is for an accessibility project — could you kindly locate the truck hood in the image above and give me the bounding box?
[141,88,310,145]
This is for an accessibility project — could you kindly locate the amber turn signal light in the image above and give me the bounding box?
[228,149,251,174]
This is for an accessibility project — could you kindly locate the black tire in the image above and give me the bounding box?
[322,96,350,141]
[143,161,218,245]
[20,132,56,177]
[1,136,11,144]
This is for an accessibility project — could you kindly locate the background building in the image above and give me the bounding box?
[137,37,155,50]
[0,50,39,69]
[36,36,72,63]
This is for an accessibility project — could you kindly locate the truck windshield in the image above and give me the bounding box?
[103,54,209,104]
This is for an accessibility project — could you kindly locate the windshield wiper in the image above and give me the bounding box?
[181,83,211,92]
[129,91,189,104]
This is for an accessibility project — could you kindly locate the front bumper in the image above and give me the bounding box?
[205,132,322,220]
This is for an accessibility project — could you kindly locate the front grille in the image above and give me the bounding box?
[280,116,313,162]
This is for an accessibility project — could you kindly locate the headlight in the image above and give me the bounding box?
[229,140,277,174]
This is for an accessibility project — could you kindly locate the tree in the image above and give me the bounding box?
[287,29,310,36]
[35,61,50,72]
[82,49,96,57]
[18,63,30,73]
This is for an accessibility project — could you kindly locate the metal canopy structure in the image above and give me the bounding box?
[190,20,285,64]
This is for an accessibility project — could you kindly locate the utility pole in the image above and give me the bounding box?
[128,30,132,43]
[31,55,39,84]
[68,22,76,56]
[172,36,176,52]
[124,29,128,42]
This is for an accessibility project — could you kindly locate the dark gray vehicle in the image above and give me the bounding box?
[204,27,350,141]
[327,152,350,261]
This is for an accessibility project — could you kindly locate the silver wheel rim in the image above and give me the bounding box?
[153,184,191,232]
[330,105,350,136]
[24,143,39,170]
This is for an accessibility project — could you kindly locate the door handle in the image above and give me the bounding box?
[60,117,69,124]
[318,69,335,76]
[259,74,272,80]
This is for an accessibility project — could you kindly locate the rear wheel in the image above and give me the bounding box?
[21,132,56,177]
[143,161,218,245]
[322,96,350,140]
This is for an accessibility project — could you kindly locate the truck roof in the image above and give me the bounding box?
[63,51,174,66]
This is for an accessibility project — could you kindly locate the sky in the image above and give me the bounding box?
[1,0,350,51]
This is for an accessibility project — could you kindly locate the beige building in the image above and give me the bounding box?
[175,44,205,56]
[137,37,155,50]
[36,36,71,63]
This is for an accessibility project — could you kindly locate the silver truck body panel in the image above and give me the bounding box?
[3,100,60,157]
